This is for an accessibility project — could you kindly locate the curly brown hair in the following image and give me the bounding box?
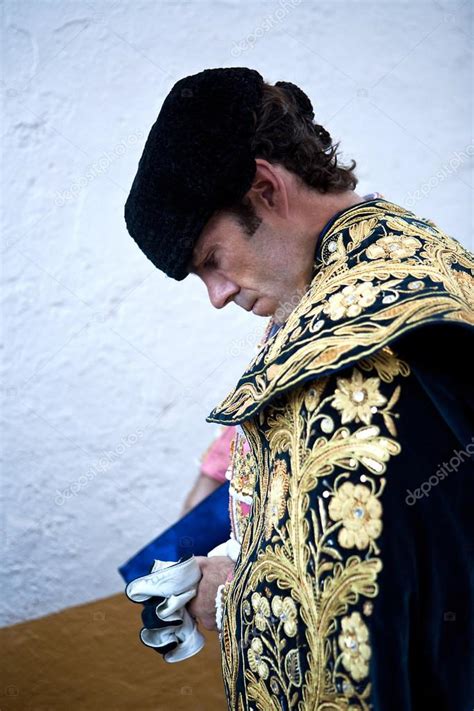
[225,81,358,236]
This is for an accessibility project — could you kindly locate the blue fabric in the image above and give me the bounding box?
[118,481,230,584]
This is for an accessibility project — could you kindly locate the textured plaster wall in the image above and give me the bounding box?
[1,0,472,625]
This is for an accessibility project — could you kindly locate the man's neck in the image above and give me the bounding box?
[306,189,365,244]
[290,189,366,306]
[270,190,370,327]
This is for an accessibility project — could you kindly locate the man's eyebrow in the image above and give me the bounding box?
[188,248,205,274]
[188,257,197,274]
[187,254,199,275]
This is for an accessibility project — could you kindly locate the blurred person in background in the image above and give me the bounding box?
[181,425,235,516]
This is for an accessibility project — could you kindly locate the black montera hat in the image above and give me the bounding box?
[124,67,265,280]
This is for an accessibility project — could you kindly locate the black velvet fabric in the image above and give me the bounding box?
[123,67,264,280]
[216,321,473,710]
[367,322,474,709]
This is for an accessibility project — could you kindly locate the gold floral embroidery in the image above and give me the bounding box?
[452,268,474,308]
[358,345,410,383]
[304,383,324,412]
[323,281,379,321]
[231,433,257,499]
[251,592,271,631]
[264,458,290,538]
[366,233,422,260]
[218,352,407,710]
[363,601,374,616]
[338,612,371,681]
[247,637,269,680]
[348,216,378,249]
[284,648,303,687]
[271,595,298,637]
[328,482,382,551]
[332,368,387,424]
[227,429,259,556]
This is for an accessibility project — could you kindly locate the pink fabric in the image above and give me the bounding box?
[200,425,237,482]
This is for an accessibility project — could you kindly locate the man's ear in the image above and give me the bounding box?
[248,159,288,216]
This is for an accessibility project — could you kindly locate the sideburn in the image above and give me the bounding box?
[225,197,263,238]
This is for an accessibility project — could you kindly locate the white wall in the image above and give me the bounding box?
[1,0,472,625]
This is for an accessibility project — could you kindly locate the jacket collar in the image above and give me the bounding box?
[206,198,474,425]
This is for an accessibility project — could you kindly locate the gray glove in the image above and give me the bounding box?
[125,554,205,663]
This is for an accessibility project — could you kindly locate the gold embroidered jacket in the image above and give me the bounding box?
[206,198,474,710]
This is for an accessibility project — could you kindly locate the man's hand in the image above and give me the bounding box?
[187,555,234,631]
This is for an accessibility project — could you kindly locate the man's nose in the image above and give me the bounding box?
[206,276,239,309]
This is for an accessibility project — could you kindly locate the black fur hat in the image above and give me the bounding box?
[124,67,265,280]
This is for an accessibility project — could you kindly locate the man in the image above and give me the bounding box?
[124,67,474,709]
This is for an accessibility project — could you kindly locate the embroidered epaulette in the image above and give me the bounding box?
[206,199,474,425]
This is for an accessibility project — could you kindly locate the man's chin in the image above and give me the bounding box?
[252,298,274,318]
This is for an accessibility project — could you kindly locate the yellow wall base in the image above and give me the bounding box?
[0,593,226,710]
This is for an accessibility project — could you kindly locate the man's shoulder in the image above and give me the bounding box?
[206,200,474,426]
